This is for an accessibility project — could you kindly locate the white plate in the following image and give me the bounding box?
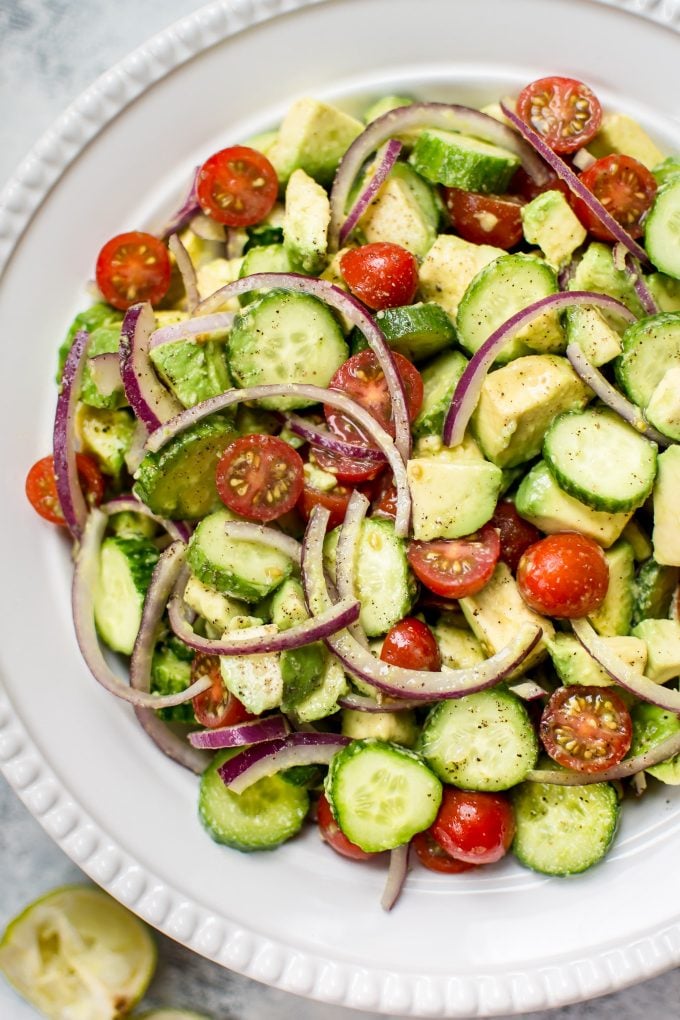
[1,0,680,1015]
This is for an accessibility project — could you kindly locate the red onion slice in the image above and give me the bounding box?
[566,342,670,446]
[218,732,350,794]
[188,714,291,750]
[381,843,410,912]
[613,243,659,316]
[286,414,387,463]
[222,521,302,564]
[508,680,548,701]
[148,311,235,351]
[338,138,403,247]
[527,728,680,786]
[119,303,183,431]
[168,233,200,314]
[573,618,680,713]
[302,505,542,700]
[442,291,638,448]
[159,166,200,239]
[194,272,411,463]
[337,693,426,712]
[53,328,90,537]
[500,102,650,265]
[88,352,122,397]
[101,495,193,543]
[328,102,549,251]
[144,381,411,537]
[72,510,210,709]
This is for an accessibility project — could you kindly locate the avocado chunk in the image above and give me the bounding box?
[149,336,231,409]
[644,366,680,440]
[630,703,680,785]
[588,113,665,171]
[419,234,504,318]
[568,242,643,320]
[647,273,680,312]
[183,576,248,631]
[631,557,679,626]
[76,406,136,478]
[632,619,680,683]
[432,618,485,668]
[341,709,418,748]
[79,326,126,410]
[564,305,622,367]
[547,633,647,689]
[283,168,330,274]
[409,129,520,193]
[363,94,414,123]
[515,460,633,548]
[219,617,284,715]
[588,539,635,637]
[471,354,591,468]
[652,446,680,566]
[196,256,244,308]
[151,636,195,723]
[412,348,468,438]
[357,162,439,257]
[521,190,587,270]
[268,98,364,186]
[407,454,502,541]
[57,303,123,382]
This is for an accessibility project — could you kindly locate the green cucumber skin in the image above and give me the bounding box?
[631,558,679,627]
[409,130,519,193]
[615,311,680,408]
[186,537,292,603]
[644,179,680,279]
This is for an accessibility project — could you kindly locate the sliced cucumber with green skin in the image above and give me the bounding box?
[228,290,348,410]
[151,636,195,723]
[280,642,327,712]
[409,129,519,193]
[187,509,293,602]
[149,337,232,408]
[340,517,417,636]
[93,536,160,655]
[237,244,295,305]
[631,558,679,627]
[418,690,538,791]
[456,254,561,363]
[543,407,657,513]
[372,302,457,362]
[644,178,680,280]
[412,349,468,438]
[616,311,680,408]
[588,539,635,637]
[199,750,309,852]
[133,415,237,520]
[630,703,680,784]
[325,739,442,852]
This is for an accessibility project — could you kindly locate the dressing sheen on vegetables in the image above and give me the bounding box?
[27,77,680,911]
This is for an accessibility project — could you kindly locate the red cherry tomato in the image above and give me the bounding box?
[215,434,304,524]
[412,830,477,874]
[510,165,571,203]
[372,478,398,519]
[95,231,171,311]
[339,242,419,310]
[312,446,385,486]
[443,188,525,249]
[490,500,542,574]
[380,617,442,672]
[191,653,253,728]
[25,454,104,526]
[431,788,515,866]
[517,532,609,618]
[196,145,278,227]
[540,685,632,773]
[516,76,603,154]
[317,793,375,861]
[297,480,354,531]
[407,525,500,599]
[571,154,658,242]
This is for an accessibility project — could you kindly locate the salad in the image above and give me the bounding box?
[26,75,680,908]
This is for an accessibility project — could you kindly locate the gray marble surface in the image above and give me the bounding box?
[1,1,679,1017]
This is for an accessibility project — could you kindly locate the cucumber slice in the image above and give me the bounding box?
[93,536,160,655]
[237,243,295,306]
[149,337,232,408]
[325,739,442,852]
[543,407,657,513]
[412,349,468,438]
[409,129,519,193]
[456,254,562,363]
[588,539,635,636]
[199,750,309,851]
[512,779,619,875]
[372,302,456,362]
[644,178,680,279]
[187,509,293,602]
[151,636,195,723]
[631,558,679,626]
[133,415,237,520]
[228,290,348,410]
[616,311,680,408]
[419,690,538,791]
[630,702,680,785]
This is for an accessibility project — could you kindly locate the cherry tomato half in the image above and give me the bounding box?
[490,500,541,574]
[510,165,571,203]
[407,525,500,599]
[380,617,442,672]
[25,454,104,526]
[215,434,304,524]
[443,188,525,249]
[317,793,375,861]
[196,145,278,227]
[95,231,171,311]
[297,480,354,531]
[191,653,253,729]
[540,685,632,773]
[339,242,419,310]
[517,532,609,618]
[572,154,658,242]
[412,830,477,874]
[516,76,602,154]
[431,788,516,866]
[312,446,385,486]
[372,478,398,519]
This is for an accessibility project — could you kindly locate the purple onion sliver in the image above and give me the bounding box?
[500,102,650,265]
[188,714,291,750]
[101,495,193,543]
[88,352,122,397]
[338,693,427,712]
[159,166,201,239]
[381,843,410,912]
[218,732,350,793]
[507,680,548,701]
[339,138,402,247]
[149,311,235,350]
[119,303,183,431]
[286,414,387,463]
[53,328,90,538]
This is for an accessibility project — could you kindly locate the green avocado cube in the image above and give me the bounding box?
[283,168,330,274]
[652,446,680,566]
[268,98,363,186]
[521,190,587,269]
[588,113,665,171]
[644,366,680,440]
[632,619,680,683]
[419,234,504,318]
[407,455,502,541]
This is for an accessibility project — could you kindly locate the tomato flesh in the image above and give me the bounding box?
[196,145,278,227]
[298,481,353,531]
[516,76,603,154]
[312,445,384,485]
[443,188,525,249]
[490,500,541,574]
[517,532,609,618]
[215,434,304,523]
[412,830,477,874]
[191,653,253,728]
[317,793,375,861]
[25,454,104,526]
[431,788,515,866]
[380,617,442,672]
[572,154,658,242]
[407,525,500,599]
[540,685,632,773]
[95,231,171,311]
[339,242,419,310]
